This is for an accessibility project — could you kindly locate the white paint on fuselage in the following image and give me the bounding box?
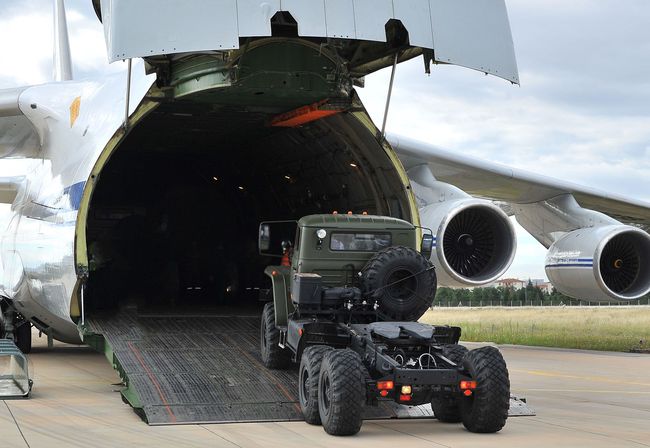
[0,61,155,343]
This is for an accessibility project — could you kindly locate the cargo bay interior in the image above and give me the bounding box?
[84,105,412,315]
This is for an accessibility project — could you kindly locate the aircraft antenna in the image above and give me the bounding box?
[53,0,73,81]
[380,52,399,138]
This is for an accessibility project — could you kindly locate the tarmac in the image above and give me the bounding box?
[1,330,649,448]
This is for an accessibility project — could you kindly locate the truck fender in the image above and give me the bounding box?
[263,266,293,327]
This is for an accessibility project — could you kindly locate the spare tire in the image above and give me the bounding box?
[361,246,436,321]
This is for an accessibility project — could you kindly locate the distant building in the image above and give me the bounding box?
[494,278,526,290]
[535,282,554,294]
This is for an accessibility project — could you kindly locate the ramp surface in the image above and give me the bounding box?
[86,313,530,425]
[87,313,304,424]
[86,312,427,424]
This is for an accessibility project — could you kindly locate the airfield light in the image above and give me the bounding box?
[284,175,291,181]
[212,176,219,181]
[350,163,358,168]
[238,186,244,191]
[377,381,394,390]
[400,385,412,395]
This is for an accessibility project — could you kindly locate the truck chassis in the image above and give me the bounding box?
[259,215,510,436]
[262,299,510,436]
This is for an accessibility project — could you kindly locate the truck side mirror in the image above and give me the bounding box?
[421,233,434,260]
[259,220,298,257]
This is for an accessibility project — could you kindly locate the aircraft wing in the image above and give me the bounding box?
[389,134,650,229]
[1,88,41,160]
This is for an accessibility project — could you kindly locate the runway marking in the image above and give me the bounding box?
[199,425,243,447]
[127,341,177,423]
[527,417,650,447]
[3,402,30,448]
[517,388,650,394]
[369,421,452,447]
[512,369,650,387]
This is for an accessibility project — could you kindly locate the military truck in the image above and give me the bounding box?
[259,214,509,436]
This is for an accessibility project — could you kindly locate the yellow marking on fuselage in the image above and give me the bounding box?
[70,96,81,127]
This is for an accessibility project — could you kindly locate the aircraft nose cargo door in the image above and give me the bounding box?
[0,340,33,398]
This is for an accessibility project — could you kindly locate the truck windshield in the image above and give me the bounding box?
[330,233,392,252]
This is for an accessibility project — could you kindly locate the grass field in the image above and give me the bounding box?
[420,307,650,352]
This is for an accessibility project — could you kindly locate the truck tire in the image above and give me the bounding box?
[318,349,365,436]
[361,246,436,321]
[15,321,32,354]
[299,345,334,425]
[430,344,468,423]
[460,346,510,433]
[260,302,291,369]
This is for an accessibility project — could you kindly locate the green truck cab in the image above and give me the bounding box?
[260,214,433,326]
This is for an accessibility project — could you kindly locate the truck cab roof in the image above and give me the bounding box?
[298,214,414,230]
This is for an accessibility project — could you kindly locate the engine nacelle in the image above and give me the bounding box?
[546,225,650,301]
[420,199,517,287]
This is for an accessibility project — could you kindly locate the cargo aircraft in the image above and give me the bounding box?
[0,0,648,424]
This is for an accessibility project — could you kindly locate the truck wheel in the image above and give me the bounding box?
[15,321,32,354]
[260,302,291,369]
[361,246,436,321]
[431,344,468,423]
[460,346,510,433]
[299,346,333,425]
[318,349,364,436]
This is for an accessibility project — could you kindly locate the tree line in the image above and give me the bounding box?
[433,280,650,306]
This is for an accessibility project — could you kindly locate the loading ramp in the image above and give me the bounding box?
[86,312,533,425]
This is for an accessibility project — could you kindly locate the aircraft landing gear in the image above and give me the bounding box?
[1,305,32,354]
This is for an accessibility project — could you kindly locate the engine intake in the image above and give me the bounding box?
[420,199,517,287]
[546,225,650,301]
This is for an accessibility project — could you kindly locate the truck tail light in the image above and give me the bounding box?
[377,381,394,390]
[460,381,477,390]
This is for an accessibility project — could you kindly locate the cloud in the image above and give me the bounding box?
[357,0,650,206]
[504,219,549,280]
[0,0,122,88]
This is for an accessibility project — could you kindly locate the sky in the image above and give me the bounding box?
[1,0,649,281]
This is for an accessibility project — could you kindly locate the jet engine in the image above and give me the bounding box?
[546,225,650,301]
[420,199,517,287]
